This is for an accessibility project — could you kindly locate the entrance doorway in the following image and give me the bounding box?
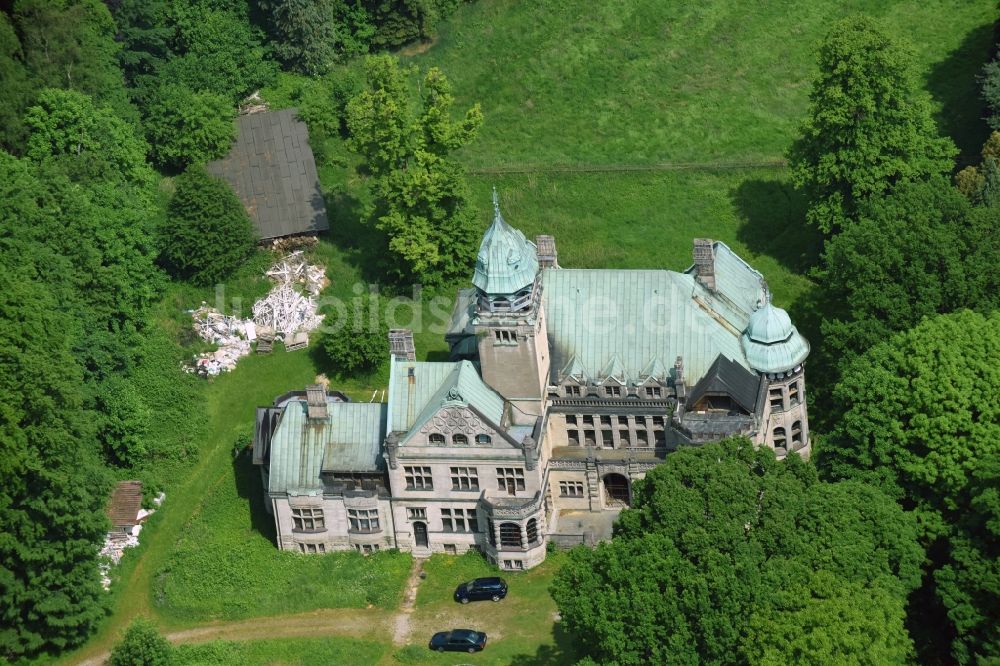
[602,473,630,508]
[413,521,428,548]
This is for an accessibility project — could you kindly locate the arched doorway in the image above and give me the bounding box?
[413,521,428,548]
[602,473,630,508]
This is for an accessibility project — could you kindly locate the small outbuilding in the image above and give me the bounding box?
[207,108,329,240]
[107,480,143,537]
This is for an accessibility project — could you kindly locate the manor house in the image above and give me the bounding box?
[252,196,810,569]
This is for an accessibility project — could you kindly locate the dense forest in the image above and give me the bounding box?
[0,1,997,664]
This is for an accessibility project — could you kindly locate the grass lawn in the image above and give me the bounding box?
[174,637,388,665]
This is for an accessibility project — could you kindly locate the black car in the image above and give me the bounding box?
[429,629,488,653]
[453,577,508,603]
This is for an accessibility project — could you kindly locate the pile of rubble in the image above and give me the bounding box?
[99,492,164,590]
[185,252,327,377]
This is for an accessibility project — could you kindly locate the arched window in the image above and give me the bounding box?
[499,522,523,549]
[429,433,446,445]
[773,427,787,449]
[791,421,802,445]
[526,518,539,545]
[452,433,468,445]
[475,434,492,445]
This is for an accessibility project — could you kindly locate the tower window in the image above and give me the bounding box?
[494,329,516,345]
[791,421,802,446]
[773,427,787,450]
[789,382,800,405]
[769,388,784,410]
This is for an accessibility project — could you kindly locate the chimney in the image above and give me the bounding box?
[535,235,559,269]
[388,329,416,361]
[305,384,328,420]
[693,239,716,291]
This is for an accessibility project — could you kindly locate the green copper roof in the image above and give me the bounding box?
[741,303,810,374]
[387,357,505,440]
[687,243,768,333]
[541,268,749,385]
[267,401,387,496]
[472,193,538,296]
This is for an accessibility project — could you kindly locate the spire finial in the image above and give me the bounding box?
[492,186,500,219]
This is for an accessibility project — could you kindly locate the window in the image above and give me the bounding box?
[526,518,539,545]
[565,385,582,397]
[652,416,665,427]
[404,466,433,490]
[600,430,613,448]
[494,329,516,344]
[499,522,523,549]
[789,382,800,405]
[582,415,594,426]
[291,507,325,532]
[773,427,787,449]
[298,543,325,553]
[476,434,492,445]
[444,544,457,555]
[487,519,496,546]
[407,507,426,520]
[635,429,648,446]
[654,431,666,446]
[429,433,446,445]
[566,415,578,425]
[503,559,524,570]
[584,430,596,447]
[567,430,580,446]
[497,468,525,495]
[453,433,468,446]
[441,508,479,532]
[450,466,479,491]
[604,385,622,397]
[791,421,802,445]
[769,388,784,410]
[355,544,380,554]
[645,386,662,398]
[348,508,380,533]
[619,430,631,446]
[600,415,612,426]
[618,416,629,426]
[560,481,584,497]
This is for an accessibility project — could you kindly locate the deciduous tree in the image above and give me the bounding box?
[319,291,389,374]
[109,619,172,666]
[789,16,956,235]
[144,84,235,171]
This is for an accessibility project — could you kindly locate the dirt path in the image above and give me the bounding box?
[73,607,394,666]
[391,557,427,646]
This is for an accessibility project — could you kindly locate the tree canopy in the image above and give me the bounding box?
[551,438,922,665]
[319,290,389,374]
[109,619,173,666]
[347,55,483,285]
[144,84,235,170]
[789,15,956,235]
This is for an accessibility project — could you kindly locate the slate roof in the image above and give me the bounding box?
[685,354,761,414]
[107,480,142,529]
[267,400,386,496]
[206,109,329,240]
[387,357,506,440]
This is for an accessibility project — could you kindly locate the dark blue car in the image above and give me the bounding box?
[429,629,488,653]
[453,577,508,603]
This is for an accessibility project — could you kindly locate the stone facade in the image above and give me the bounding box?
[254,204,811,570]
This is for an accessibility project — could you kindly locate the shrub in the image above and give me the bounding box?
[319,291,388,374]
[145,84,236,171]
[110,619,172,666]
[161,166,257,286]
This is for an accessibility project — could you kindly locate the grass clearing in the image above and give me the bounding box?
[174,637,387,665]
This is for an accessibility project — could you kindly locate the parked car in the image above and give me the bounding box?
[453,577,508,603]
[428,629,488,653]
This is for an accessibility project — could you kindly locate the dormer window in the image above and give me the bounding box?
[645,386,662,399]
[604,386,622,398]
[565,385,582,397]
[429,433,446,445]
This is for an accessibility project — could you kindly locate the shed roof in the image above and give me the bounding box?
[267,401,386,495]
[206,108,329,240]
[107,480,142,528]
[685,354,761,414]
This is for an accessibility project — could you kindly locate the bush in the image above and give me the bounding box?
[145,84,236,170]
[161,166,257,286]
[319,291,388,374]
[110,618,172,666]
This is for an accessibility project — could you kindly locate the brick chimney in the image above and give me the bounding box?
[388,329,416,361]
[693,239,716,291]
[535,235,559,269]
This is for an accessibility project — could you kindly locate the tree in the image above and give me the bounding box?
[981,56,1000,130]
[161,166,257,286]
[0,13,33,153]
[319,291,389,374]
[258,0,342,75]
[823,310,1000,522]
[815,177,998,378]
[144,84,235,170]
[551,438,921,666]
[109,619,172,666]
[111,0,173,88]
[789,16,956,235]
[347,55,483,284]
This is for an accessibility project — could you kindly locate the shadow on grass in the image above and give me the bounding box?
[926,21,994,161]
[509,623,581,666]
[730,179,822,274]
[233,449,277,543]
[323,185,390,285]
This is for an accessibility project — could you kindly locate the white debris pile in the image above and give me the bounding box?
[184,252,326,377]
[186,306,255,376]
[99,492,164,590]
